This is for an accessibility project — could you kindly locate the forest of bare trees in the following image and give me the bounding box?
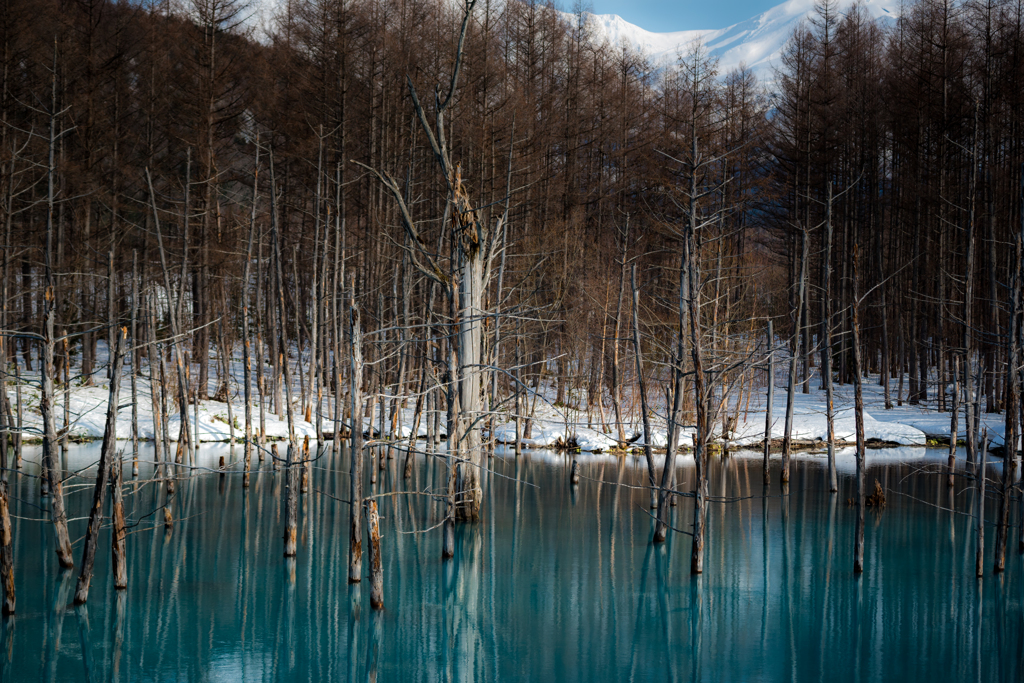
[1,0,1024,574]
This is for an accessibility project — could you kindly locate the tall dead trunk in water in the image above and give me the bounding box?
[684,196,708,575]
[822,184,837,493]
[130,252,139,477]
[994,176,1022,572]
[331,166,345,460]
[782,225,807,486]
[763,320,774,486]
[255,232,267,450]
[74,328,126,605]
[852,246,866,575]
[241,143,259,488]
[357,0,506,523]
[655,251,688,543]
[270,152,298,557]
[610,218,630,447]
[42,56,74,569]
[307,130,324,429]
[963,105,980,470]
[630,265,657,510]
[452,173,485,521]
[270,152,296,448]
[147,297,164,478]
[146,168,193,469]
[443,293,461,561]
[688,231,712,577]
[1018,167,1024,555]
[348,278,363,583]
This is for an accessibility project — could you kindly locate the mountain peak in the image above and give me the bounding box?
[581,0,898,80]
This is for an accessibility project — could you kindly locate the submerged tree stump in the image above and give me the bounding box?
[0,482,14,614]
[976,432,988,578]
[865,481,886,508]
[111,455,127,590]
[366,500,383,610]
[284,444,298,557]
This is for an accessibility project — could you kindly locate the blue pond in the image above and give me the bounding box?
[1,444,1021,682]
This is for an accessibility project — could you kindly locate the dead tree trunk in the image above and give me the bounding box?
[146,168,193,468]
[0,477,13,614]
[366,499,383,610]
[1018,167,1024,554]
[308,131,324,429]
[348,279,363,583]
[763,320,774,486]
[42,60,73,569]
[948,356,960,487]
[782,226,807,486]
[443,284,461,560]
[654,254,687,542]
[976,431,988,577]
[147,297,166,478]
[630,265,658,510]
[74,328,126,604]
[110,442,127,591]
[270,153,296,447]
[685,214,708,575]
[852,246,866,575]
[284,443,297,557]
[610,219,630,448]
[822,184,837,493]
[994,182,1022,572]
[964,108,979,469]
[331,171,345,459]
[130,251,139,477]
[357,0,505,523]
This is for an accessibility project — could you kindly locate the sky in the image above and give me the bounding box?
[587,0,780,31]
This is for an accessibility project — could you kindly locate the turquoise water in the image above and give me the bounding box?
[1,444,1021,682]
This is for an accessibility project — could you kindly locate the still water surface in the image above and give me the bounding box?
[1,444,1022,682]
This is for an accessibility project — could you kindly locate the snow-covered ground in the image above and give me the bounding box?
[3,339,1008,456]
[8,341,317,443]
[490,376,1006,454]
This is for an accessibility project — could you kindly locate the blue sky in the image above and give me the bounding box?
[588,0,780,31]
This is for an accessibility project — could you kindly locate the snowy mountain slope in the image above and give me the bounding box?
[584,0,898,81]
[250,0,897,82]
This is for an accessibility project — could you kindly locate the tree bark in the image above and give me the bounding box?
[763,320,774,486]
[74,328,126,604]
[782,226,807,486]
[42,61,73,568]
[130,251,139,477]
[630,265,657,510]
[366,499,383,610]
[976,431,988,577]
[348,278,363,583]
[0,480,14,614]
[822,184,837,493]
[852,246,866,575]
[110,442,127,590]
